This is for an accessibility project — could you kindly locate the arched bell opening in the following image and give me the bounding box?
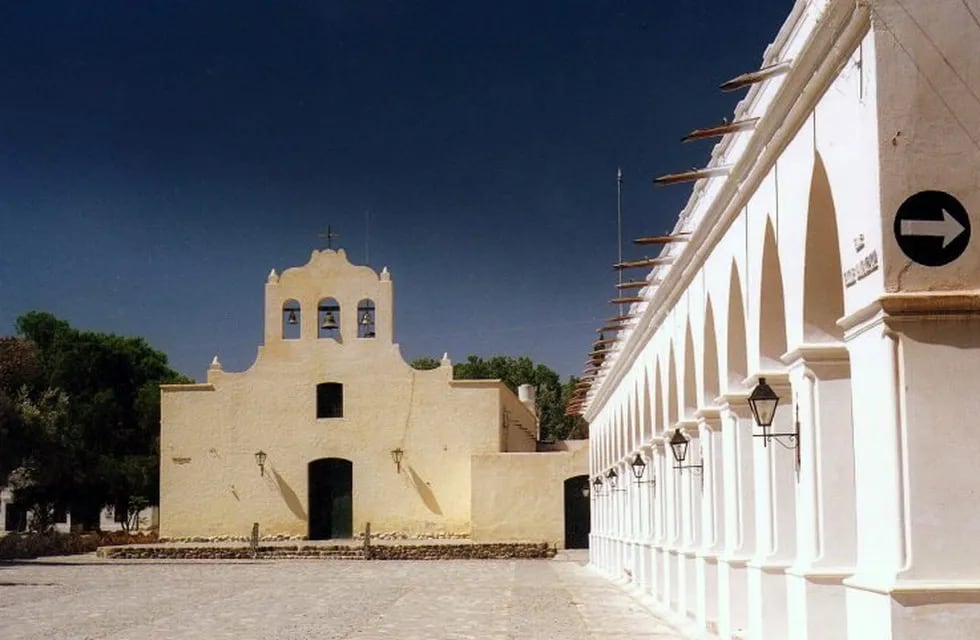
[318,297,341,340]
[282,299,301,340]
[357,299,376,339]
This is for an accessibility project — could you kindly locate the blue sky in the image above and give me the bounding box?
[0,1,789,381]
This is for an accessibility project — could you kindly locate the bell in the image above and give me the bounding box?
[286,309,298,325]
[359,310,374,326]
[321,311,338,330]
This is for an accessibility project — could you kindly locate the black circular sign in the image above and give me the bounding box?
[893,190,970,267]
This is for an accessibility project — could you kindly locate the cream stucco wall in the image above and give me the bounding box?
[471,440,590,548]
[160,249,542,539]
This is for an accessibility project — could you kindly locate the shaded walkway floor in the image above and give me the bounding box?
[0,551,685,639]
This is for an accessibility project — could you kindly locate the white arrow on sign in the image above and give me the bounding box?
[900,209,966,249]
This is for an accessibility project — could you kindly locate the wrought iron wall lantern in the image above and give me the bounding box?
[606,468,625,493]
[390,447,404,473]
[592,475,604,498]
[254,450,267,476]
[747,377,800,470]
[629,453,656,496]
[669,429,703,475]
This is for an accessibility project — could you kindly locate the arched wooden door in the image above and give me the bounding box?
[563,474,590,549]
[308,458,352,539]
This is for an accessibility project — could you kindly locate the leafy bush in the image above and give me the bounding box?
[0,530,157,560]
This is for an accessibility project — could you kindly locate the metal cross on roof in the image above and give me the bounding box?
[319,225,340,250]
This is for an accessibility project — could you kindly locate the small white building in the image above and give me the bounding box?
[0,488,158,534]
[577,1,980,639]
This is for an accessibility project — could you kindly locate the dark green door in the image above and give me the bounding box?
[308,458,353,539]
[564,475,590,549]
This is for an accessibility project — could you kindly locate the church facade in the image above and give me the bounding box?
[578,1,980,639]
[160,248,588,546]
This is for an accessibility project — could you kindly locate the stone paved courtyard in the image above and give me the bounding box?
[0,551,685,639]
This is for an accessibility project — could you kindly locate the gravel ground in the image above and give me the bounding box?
[0,551,685,639]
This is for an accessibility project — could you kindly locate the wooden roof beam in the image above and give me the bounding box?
[633,233,691,246]
[613,256,675,270]
[615,281,649,290]
[610,296,644,305]
[597,324,630,332]
[681,117,759,142]
[653,165,731,187]
[720,61,792,92]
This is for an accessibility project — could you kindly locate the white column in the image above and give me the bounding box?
[696,409,724,634]
[651,439,666,606]
[745,373,796,640]
[717,394,755,639]
[784,345,855,640]
[675,420,700,622]
[639,443,656,596]
[661,427,679,611]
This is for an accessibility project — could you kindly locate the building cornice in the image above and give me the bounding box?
[586,0,872,421]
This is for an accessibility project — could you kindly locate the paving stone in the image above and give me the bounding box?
[0,551,688,639]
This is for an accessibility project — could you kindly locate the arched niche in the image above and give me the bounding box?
[703,297,721,402]
[726,261,749,389]
[682,321,698,417]
[667,344,679,426]
[653,360,664,434]
[633,380,642,448]
[282,299,301,340]
[357,299,376,339]
[642,368,653,443]
[802,153,845,342]
[318,298,341,340]
[759,218,788,370]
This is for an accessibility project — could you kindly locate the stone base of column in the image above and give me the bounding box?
[696,552,721,634]
[639,542,657,595]
[785,567,850,640]
[748,561,792,640]
[718,555,751,639]
[681,549,698,623]
[845,577,980,640]
[668,547,683,612]
[655,547,672,608]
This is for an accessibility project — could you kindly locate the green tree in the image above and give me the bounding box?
[452,355,587,442]
[0,337,44,482]
[7,387,77,532]
[409,356,441,371]
[7,311,190,529]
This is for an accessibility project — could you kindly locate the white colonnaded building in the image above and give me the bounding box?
[571,1,980,639]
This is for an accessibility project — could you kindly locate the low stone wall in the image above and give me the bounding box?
[97,545,364,560]
[367,542,554,560]
[96,542,555,561]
